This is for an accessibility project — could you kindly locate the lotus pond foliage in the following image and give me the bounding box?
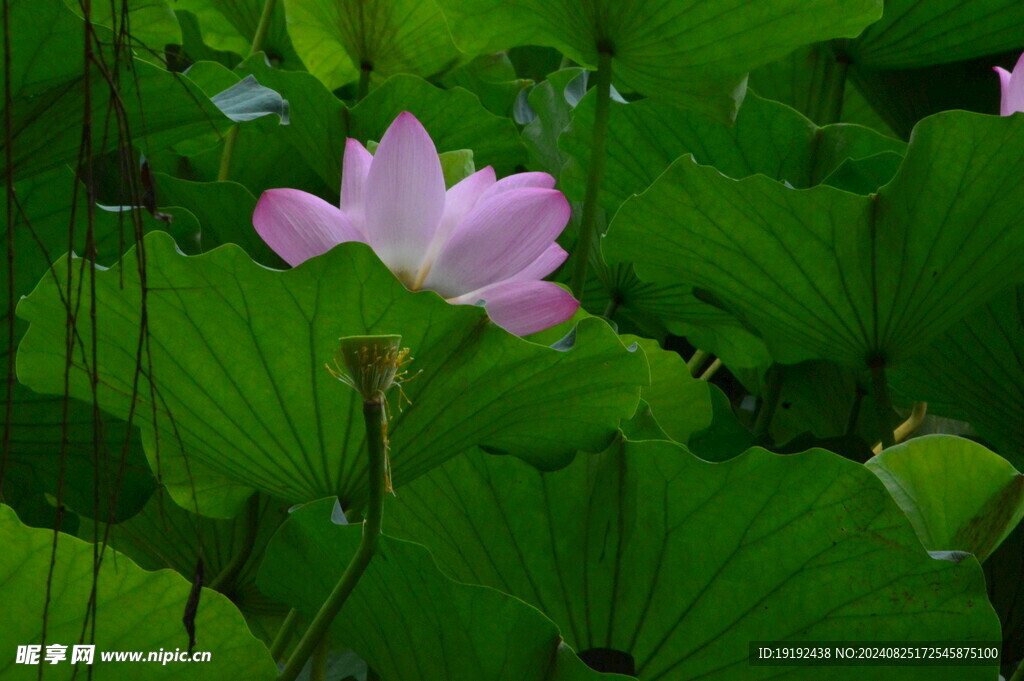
[2,1,1024,680]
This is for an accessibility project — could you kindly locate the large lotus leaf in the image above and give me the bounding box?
[237,58,526,188]
[0,504,276,680]
[844,0,1024,69]
[435,0,881,117]
[561,91,904,215]
[867,435,1024,563]
[891,286,1024,467]
[259,499,627,681]
[604,110,1024,368]
[383,439,999,679]
[16,232,647,518]
[0,0,228,182]
[283,0,463,91]
[173,0,304,69]
[566,92,900,368]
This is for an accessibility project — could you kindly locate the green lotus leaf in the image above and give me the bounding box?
[868,435,1024,563]
[435,0,881,117]
[0,504,276,680]
[567,92,901,367]
[282,0,463,91]
[604,111,1024,368]
[384,439,1000,679]
[16,232,647,517]
[258,498,628,681]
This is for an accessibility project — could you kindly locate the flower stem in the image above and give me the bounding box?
[208,492,261,593]
[216,126,240,182]
[357,62,372,101]
[277,400,388,681]
[871,401,927,455]
[687,349,709,377]
[870,362,895,449]
[699,358,723,381]
[310,638,328,681]
[893,401,927,444]
[216,0,278,182]
[269,608,299,661]
[569,48,613,298]
[248,0,278,59]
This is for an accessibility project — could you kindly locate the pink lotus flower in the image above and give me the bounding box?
[253,112,578,336]
[995,52,1024,116]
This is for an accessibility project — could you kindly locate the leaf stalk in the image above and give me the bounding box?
[277,399,388,681]
[870,362,895,449]
[269,608,299,661]
[208,492,261,593]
